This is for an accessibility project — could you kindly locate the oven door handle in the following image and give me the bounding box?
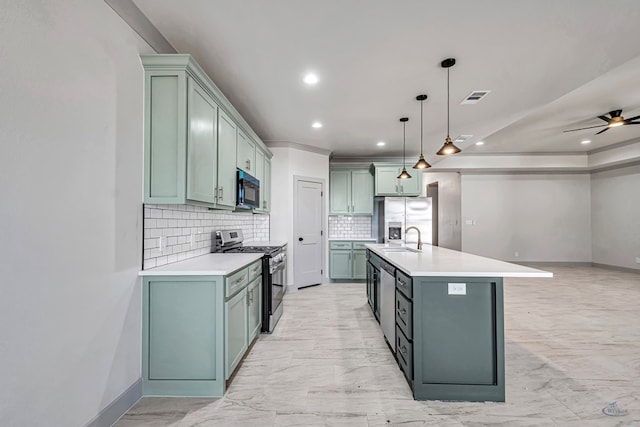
[270,260,286,274]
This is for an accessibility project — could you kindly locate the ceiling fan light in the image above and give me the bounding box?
[436,136,461,155]
[413,155,431,169]
[609,117,624,127]
[397,167,412,179]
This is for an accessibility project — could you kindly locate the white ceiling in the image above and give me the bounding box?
[133,0,640,162]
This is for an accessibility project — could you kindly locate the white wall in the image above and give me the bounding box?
[422,172,462,251]
[591,164,640,270]
[460,173,592,262]
[268,146,330,288]
[0,2,153,425]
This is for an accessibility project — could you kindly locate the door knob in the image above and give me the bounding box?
[298,237,303,241]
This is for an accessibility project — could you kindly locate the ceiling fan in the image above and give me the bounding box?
[563,109,640,135]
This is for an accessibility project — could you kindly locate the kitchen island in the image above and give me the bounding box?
[365,243,552,402]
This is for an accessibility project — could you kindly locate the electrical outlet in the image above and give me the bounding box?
[514,251,519,257]
[448,283,466,295]
[158,236,163,253]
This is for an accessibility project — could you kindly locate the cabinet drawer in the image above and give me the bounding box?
[396,325,413,381]
[396,290,413,339]
[226,268,249,297]
[396,270,412,298]
[330,241,352,250]
[248,260,262,282]
[352,241,370,250]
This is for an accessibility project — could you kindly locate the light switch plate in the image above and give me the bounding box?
[448,283,466,295]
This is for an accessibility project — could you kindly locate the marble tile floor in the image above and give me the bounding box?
[116,265,640,426]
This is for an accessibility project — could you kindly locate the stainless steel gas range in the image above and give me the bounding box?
[212,229,287,333]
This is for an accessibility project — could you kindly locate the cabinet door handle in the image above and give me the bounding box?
[399,344,407,355]
[399,308,407,315]
[218,187,224,200]
[246,159,251,170]
[214,187,218,201]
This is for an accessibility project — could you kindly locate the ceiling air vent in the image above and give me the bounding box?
[461,90,491,105]
[453,135,473,143]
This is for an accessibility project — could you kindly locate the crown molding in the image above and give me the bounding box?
[265,141,332,156]
[104,0,176,53]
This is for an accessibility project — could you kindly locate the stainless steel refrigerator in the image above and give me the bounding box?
[373,196,433,245]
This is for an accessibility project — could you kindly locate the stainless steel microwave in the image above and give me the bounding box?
[237,170,260,209]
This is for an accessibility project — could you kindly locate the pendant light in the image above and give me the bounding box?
[437,58,462,155]
[413,94,431,169]
[397,117,412,179]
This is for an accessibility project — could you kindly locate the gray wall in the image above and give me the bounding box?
[460,173,592,262]
[591,164,640,270]
[422,172,462,251]
[0,2,153,425]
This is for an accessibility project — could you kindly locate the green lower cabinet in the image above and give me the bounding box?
[329,241,375,281]
[142,260,263,397]
[352,250,367,279]
[143,276,224,396]
[225,287,248,380]
[329,250,352,279]
[247,276,262,343]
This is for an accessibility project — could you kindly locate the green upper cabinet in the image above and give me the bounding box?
[253,148,271,213]
[236,129,256,174]
[329,168,373,215]
[217,110,238,208]
[373,164,422,196]
[142,54,272,208]
[186,78,218,204]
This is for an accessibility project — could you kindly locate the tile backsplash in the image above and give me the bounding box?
[329,215,372,239]
[143,204,269,269]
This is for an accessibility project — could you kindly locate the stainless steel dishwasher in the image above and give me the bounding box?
[379,260,396,353]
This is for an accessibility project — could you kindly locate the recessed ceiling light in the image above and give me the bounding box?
[312,121,323,129]
[303,73,319,85]
[377,141,386,147]
[475,141,485,146]
[581,139,591,144]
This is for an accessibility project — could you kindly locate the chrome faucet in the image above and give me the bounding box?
[405,226,422,250]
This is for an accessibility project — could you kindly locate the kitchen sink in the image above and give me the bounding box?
[382,247,421,253]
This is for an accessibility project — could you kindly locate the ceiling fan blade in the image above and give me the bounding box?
[563,124,607,132]
[624,114,640,122]
[609,110,623,118]
[624,122,640,125]
[597,115,611,123]
[595,127,609,135]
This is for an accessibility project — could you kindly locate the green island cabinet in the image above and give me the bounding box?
[373,164,422,196]
[329,240,372,280]
[142,259,262,397]
[142,54,271,210]
[366,249,505,402]
[329,168,373,215]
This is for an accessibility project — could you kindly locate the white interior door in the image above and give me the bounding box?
[294,178,324,288]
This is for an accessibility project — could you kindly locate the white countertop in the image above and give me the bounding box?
[366,243,553,278]
[139,253,263,276]
[329,238,377,241]
[247,240,288,247]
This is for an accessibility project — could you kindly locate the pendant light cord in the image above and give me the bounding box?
[447,67,450,137]
[420,99,424,153]
[403,121,406,165]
